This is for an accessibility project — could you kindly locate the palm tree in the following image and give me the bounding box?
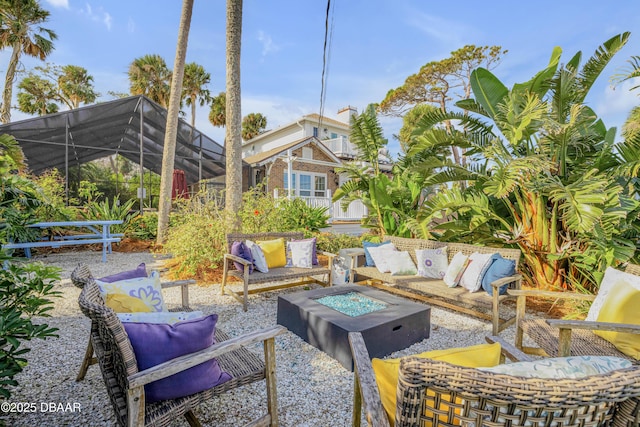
[128,54,171,107]
[225,0,243,230]
[209,91,226,127]
[182,62,212,130]
[0,0,57,124]
[409,33,640,292]
[16,73,58,115]
[241,112,266,140]
[57,65,98,109]
[156,0,194,245]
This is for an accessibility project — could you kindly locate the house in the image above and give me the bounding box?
[242,107,369,221]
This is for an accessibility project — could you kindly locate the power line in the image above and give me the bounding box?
[318,0,335,132]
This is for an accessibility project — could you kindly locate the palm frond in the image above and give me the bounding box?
[577,32,630,102]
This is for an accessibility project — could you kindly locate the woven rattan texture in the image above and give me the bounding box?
[395,357,640,427]
[78,279,266,427]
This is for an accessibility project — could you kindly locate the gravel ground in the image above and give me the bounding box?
[1,249,530,427]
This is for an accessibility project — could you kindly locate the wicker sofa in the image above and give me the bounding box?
[349,236,522,335]
[222,232,336,311]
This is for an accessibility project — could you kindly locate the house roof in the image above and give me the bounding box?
[242,112,349,147]
[243,136,342,167]
[0,95,231,184]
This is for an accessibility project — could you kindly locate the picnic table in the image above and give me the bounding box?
[3,220,123,262]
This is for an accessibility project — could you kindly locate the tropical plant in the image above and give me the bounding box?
[225,0,244,232]
[81,196,136,234]
[241,112,267,140]
[56,64,98,108]
[278,197,330,233]
[127,54,171,107]
[156,0,193,247]
[16,72,58,115]
[182,62,212,130]
[0,0,57,123]
[208,91,226,127]
[126,212,159,240]
[334,105,425,237]
[315,232,362,254]
[0,257,60,398]
[408,33,640,292]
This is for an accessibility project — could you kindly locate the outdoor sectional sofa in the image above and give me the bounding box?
[348,236,522,335]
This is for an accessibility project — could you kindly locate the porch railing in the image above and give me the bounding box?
[273,189,368,222]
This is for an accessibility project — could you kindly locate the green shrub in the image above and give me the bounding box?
[0,258,61,398]
[277,198,330,233]
[315,232,362,254]
[126,212,159,240]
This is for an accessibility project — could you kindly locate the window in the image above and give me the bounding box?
[314,176,326,197]
[283,172,326,198]
[313,127,318,137]
[299,174,311,197]
[330,132,337,139]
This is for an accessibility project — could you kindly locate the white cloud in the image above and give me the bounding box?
[79,3,112,31]
[257,30,280,58]
[598,78,640,115]
[44,0,69,8]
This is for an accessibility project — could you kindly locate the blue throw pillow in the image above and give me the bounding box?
[231,241,254,273]
[481,254,516,296]
[363,241,391,267]
[98,263,147,283]
[123,314,232,403]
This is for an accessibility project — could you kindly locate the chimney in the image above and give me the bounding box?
[337,106,357,124]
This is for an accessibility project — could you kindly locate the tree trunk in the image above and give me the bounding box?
[156,0,194,245]
[1,43,21,124]
[225,0,243,232]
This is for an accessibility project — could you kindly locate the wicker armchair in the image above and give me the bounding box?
[222,232,336,311]
[509,263,640,362]
[78,278,286,427]
[71,263,195,381]
[349,333,640,427]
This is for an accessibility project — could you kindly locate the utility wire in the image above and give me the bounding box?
[318,0,335,133]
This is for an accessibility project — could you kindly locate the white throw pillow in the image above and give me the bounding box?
[458,252,495,292]
[117,311,204,324]
[481,355,632,379]
[246,240,268,273]
[367,243,398,273]
[443,252,469,287]
[387,251,418,276]
[586,266,640,321]
[285,240,314,269]
[415,247,448,279]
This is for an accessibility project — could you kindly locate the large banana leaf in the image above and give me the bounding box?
[469,67,508,120]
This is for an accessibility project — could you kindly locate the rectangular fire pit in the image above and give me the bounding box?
[277,285,430,370]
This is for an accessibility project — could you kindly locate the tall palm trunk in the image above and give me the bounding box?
[225,0,243,231]
[1,43,21,124]
[156,0,194,245]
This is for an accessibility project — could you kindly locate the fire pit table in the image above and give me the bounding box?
[276,285,431,370]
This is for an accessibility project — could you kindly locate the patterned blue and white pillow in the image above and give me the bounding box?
[286,240,314,269]
[415,247,448,279]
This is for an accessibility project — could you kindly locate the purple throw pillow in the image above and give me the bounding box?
[98,263,147,283]
[231,241,254,273]
[293,237,318,266]
[123,314,232,403]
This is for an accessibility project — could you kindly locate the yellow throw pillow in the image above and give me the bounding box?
[257,238,286,269]
[106,293,153,313]
[594,279,640,360]
[372,342,502,426]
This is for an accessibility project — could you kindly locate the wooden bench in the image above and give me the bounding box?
[349,236,522,335]
[3,220,123,262]
[222,232,337,311]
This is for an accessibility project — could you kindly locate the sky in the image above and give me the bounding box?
[4,0,640,159]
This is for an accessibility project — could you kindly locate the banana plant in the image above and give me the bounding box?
[409,33,640,291]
